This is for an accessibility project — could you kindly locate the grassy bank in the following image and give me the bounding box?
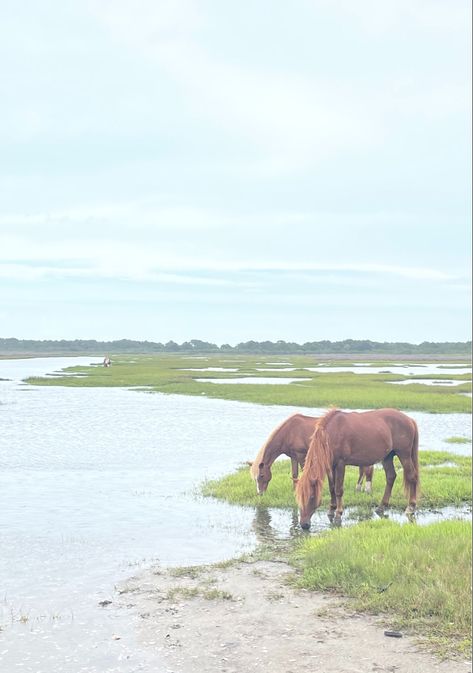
[202,450,472,658]
[293,519,472,658]
[201,451,472,511]
[25,354,472,413]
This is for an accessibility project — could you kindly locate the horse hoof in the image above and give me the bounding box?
[375,506,386,517]
[300,522,310,530]
[333,515,342,526]
[327,511,335,522]
[355,484,362,492]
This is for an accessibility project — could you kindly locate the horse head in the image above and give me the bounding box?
[298,478,319,529]
[253,461,272,495]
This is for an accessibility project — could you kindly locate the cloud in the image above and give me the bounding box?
[0,199,470,288]
[89,1,383,171]
[0,253,467,287]
[88,0,470,177]
[311,0,471,34]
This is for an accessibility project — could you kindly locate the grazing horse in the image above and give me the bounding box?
[296,408,419,528]
[249,413,374,495]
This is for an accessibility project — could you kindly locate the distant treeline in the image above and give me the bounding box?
[0,337,471,356]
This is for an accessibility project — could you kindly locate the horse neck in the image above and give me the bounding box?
[261,431,285,467]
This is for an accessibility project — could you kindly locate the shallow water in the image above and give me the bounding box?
[0,357,471,672]
[183,360,472,380]
[306,363,472,375]
[251,504,473,543]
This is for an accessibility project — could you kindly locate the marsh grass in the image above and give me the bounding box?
[168,565,204,579]
[293,519,472,658]
[26,354,472,413]
[165,586,233,601]
[201,452,472,510]
[445,436,472,444]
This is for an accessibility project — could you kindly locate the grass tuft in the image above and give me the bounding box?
[292,519,472,658]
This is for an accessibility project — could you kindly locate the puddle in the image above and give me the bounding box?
[256,367,297,371]
[305,364,471,375]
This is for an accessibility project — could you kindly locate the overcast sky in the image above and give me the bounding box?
[0,0,471,345]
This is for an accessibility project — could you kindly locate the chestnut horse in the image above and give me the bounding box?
[250,413,374,495]
[296,408,419,528]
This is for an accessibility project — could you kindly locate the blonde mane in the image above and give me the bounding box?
[295,408,339,509]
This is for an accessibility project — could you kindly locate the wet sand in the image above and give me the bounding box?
[116,559,472,673]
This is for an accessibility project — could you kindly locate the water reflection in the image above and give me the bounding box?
[250,503,472,538]
[251,506,303,544]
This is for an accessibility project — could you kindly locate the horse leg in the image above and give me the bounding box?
[334,462,346,523]
[375,454,396,516]
[327,473,336,521]
[355,466,364,492]
[398,455,419,517]
[364,465,374,494]
[290,457,299,490]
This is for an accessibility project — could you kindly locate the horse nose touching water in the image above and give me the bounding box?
[296,408,419,529]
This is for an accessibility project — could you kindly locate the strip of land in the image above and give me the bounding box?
[116,552,471,673]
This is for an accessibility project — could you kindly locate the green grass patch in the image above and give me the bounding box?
[293,519,472,658]
[165,585,234,601]
[201,451,472,510]
[445,436,472,444]
[25,354,472,413]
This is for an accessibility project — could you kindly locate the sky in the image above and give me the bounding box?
[0,0,471,345]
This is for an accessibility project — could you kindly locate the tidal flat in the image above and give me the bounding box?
[1,355,471,670]
[26,353,472,413]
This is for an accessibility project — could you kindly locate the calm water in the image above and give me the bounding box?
[181,362,472,376]
[0,357,471,672]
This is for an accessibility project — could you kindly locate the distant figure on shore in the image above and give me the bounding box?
[103,356,111,368]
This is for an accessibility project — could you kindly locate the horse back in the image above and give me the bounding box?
[273,413,317,450]
[328,408,416,461]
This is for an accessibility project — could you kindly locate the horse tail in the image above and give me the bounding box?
[403,420,420,500]
[296,412,335,510]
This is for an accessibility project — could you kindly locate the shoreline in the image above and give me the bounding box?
[114,554,472,673]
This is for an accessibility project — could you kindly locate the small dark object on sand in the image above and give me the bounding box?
[384,630,403,638]
[99,600,113,607]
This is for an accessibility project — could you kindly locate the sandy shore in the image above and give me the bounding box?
[115,558,472,673]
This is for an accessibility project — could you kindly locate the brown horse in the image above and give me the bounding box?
[250,413,374,495]
[296,408,419,528]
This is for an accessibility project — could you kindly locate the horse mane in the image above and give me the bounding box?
[295,408,339,509]
[250,414,299,479]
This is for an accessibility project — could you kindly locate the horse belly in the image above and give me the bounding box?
[342,427,392,465]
